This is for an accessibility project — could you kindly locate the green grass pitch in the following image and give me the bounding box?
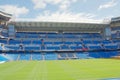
[0,59,120,80]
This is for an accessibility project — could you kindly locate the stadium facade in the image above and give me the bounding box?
[0,10,120,61]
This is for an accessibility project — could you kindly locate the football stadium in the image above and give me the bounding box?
[0,2,120,80]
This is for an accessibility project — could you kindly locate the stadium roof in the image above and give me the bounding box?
[110,17,120,27]
[12,21,109,33]
[0,10,12,21]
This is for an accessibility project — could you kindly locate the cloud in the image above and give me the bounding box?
[0,5,29,17]
[35,11,99,23]
[32,0,46,9]
[32,0,78,10]
[98,0,117,10]
[59,0,77,10]
[17,11,101,23]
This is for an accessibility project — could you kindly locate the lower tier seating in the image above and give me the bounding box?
[0,51,118,61]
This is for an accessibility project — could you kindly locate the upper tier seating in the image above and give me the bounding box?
[15,32,102,39]
[25,45,40,50]
[5,45,20,50]
[0,39,7,44]
[0,32,119,51]
[87,44,102,50]
[46,45,60,50]
[104,44,118,49]
[9,39,21,44]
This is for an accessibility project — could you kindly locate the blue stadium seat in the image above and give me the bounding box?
[61,45,69,50]
[5,45,20,50]
[92,40,101,44]
[0,31,120,61]
[54,41,63,45]
[83,39,92,44]
[104,44,118,49]
[45,53,57,60]
[46,45,60,50]
[19,53,31,60]
[32,40,42,44]
[88,44,102,50]
[64,41,73,44]
[25,46,40,50]
[9,40,21,44]
[67,53,74,58]
[98,52,111,58]
[0,39,7,44]
[76,52,89,59]
[32,53,42,60]
[60,53,67,58]
[7,53,19,60]
[88,52,101,58]
[102,40,112,44]
[44,41,53,44]
[0,54,9,61]
[22,40,31,44]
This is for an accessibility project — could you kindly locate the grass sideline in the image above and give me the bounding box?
[0,59,120,80]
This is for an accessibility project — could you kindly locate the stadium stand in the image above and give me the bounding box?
[0,31,120,61]
[0,11,120,61]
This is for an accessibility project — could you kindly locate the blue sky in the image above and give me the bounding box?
[0,0,120,23]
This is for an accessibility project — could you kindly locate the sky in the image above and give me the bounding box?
[0,0,120,23]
